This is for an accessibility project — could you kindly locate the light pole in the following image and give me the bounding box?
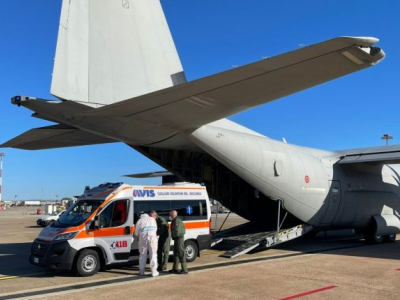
[381,134,393,146]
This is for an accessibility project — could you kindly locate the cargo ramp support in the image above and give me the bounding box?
[219,224,313,259]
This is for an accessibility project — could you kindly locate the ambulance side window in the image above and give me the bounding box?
[134,203,149,224]
[133,201,171,223]
[111,200,128,227]
[100,200,128,228]
[171,200,208,221]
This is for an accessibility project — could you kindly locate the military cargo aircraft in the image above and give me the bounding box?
[3,0,399,245]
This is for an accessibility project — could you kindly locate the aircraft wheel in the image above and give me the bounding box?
[383,234,396,243]
[364,233,383,244]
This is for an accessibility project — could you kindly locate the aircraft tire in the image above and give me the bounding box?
[383,234,396,243]
[364,232,383,244]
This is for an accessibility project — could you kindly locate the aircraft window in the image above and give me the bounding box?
[100,200,128,228]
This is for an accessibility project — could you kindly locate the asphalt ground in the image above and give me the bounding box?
[1,207,400,299]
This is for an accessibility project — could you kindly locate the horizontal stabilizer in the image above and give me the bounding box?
[1,124,116,150]
[338,145,400,165]
[5,36,385,151]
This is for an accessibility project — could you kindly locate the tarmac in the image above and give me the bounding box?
[1,207,400,299]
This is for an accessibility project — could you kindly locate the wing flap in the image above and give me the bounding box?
[337,145,400,165]
[1,124,116,150]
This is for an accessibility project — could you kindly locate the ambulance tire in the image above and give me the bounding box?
[185,240,198,263]
[75,249,100,277]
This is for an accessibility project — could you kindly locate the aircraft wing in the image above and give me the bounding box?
[4,36,385,150]
[1,124,116,150]
[81,37,384,133]
[123,171,173,178]
[337,145,400,165]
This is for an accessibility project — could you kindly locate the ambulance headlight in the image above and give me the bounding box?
[53,231,79,241]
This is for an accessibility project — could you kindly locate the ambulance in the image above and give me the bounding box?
[30,182,212,276]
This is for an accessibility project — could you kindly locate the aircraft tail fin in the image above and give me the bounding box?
[51,0,185,107]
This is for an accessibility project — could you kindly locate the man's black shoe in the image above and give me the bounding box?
[168,269,180,274]
[179,271,189,275]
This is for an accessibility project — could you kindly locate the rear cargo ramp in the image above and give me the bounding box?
[219,224,313,259]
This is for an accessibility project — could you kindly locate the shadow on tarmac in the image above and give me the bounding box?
[0,242,70,278]
[268,233,400,261]
[0,241,141,278]
[214,228,400,261]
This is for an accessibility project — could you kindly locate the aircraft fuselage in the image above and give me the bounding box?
[191,121,400,230]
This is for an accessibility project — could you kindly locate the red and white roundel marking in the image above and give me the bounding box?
[304,175,310,184]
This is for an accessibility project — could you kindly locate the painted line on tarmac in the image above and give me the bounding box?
[279,285,338,300]
[0,271,60,281]
[0,276,18,281]
[0,242,368,300]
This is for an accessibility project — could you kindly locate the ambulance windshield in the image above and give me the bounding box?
[55,200,104,228]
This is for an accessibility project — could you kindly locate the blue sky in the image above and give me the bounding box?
[0,0,399,200]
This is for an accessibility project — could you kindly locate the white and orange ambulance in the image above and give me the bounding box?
[30,182,212,276]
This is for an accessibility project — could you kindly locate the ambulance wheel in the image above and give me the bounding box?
[383,234,396,243]
[364,232,383,244]
[185,240,198,263]
[75,249,100,277]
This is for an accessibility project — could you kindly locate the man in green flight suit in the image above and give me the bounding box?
[169,210,188,275]
[150,210,171,272]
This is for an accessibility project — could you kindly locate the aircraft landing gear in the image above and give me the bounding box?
[364,232,397,244]
[364,232,383,244]
[383,234,396,243]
